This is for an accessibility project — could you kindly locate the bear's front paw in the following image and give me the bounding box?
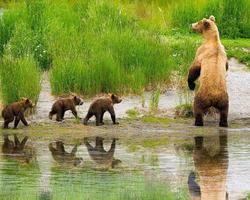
[114,122,119,125]
[188,82,196,90]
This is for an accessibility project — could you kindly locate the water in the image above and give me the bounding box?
[0,125,250,200]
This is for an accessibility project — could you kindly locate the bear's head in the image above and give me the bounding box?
[192,15,218,36]
[73,95,83,105]
[110,94,122,104]
[21,97,34,108]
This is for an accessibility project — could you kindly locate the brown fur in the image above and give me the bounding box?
[49,141,82,166]
[188,16,229,127]
[188,132,228,200]
[84,137,121,168]
[49,96,83,121]
[2,134,34,163]
[2,98,34,129]
[83,94,122,126]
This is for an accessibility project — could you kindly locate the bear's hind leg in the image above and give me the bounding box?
[3,119,12,129]
[100,111,105,125]
[61,111,65,120]
[95,113,102,126]
[219,105,228,127]
[56,110,63,122]
[193,101,204,126]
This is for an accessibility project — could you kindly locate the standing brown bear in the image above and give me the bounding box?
[2,98,34,129]
[188,16,229,127]
[83,94,122,126]
[49,95,83,121]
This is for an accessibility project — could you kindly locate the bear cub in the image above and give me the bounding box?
[2,98,34,129]
[83,94,122,126]
[49,95,83,121]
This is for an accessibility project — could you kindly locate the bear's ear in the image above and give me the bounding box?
[74,96,77,100]
[21,97,26,101]
[111,94,115,99]
[209,15,215,22]
[25,98,30,104]
[203,20,210,30]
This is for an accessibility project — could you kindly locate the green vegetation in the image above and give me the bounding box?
[48,169,189,200]
[126,108,140,119]
[142,137,170,148]
[0,55,41,104]
[142,115,172,124]
[0,0,249,103]
[149,86,161,113]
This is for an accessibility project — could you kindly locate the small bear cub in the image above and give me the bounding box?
[49,95,83,121]
[2,97,34,129]
[83,94,122,126]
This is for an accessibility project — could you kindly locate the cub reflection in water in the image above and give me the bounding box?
[188,131,228,200]
[2,134,35,164]
[49,141,83,166]
[84,137,121,169]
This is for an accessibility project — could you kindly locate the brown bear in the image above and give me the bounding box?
[83,94,122,126]
[84,137,121,169]
[2,134,35,164]
[49,141,82,166]
[188,15,229,127]
[49,95,83,121]
[2,98,34,129]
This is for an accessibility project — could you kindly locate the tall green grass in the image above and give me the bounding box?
[170,0,250,38]
[45,0,175,96]
[0,54,41,104]
[0,0,249,102]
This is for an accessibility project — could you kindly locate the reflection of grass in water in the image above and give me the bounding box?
[48,169,187,200]
[128,143,139,152]
[142,137,170,148]
[0,159,40,200]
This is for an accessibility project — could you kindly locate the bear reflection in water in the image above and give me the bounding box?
[188,131,228,200]
[49,141,83,166]
[2,134,35,164]
[84,137,121,169]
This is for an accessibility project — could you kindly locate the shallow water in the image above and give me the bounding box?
[0,122,250,200]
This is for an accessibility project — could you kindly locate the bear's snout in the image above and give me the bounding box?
[191,23,197,30]
[79,101,83,105]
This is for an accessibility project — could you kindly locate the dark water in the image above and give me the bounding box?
[0,125,250,200]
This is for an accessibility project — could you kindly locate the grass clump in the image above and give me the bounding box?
[126,109,140,119]
[0,54,41,104]
[142,115,172,124]
[149,86,161,113]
